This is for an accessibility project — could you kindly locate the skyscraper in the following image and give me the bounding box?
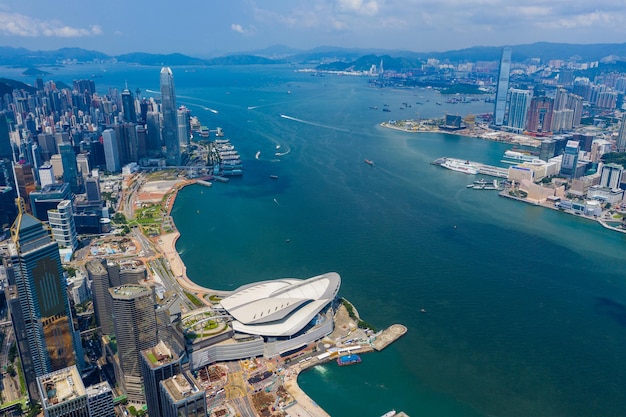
[177,106,190,147]
[494,47,512,127]
[109,284,157,403]
[0,111,12,160]
[7,204,81,399]
[617,114,626,152]
[141,340,182,417]
[160,67,180,166]
[47,199,77,251]
[37,365,89,417]
[86,259,115,335]
[121,88,137,123]
[560,140,580,178]
[102,129,120,173]
[160,372,207,417]
[59,143,81,193]
[505,89,532,133]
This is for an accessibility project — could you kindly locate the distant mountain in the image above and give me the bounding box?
[316,54,423,72]
[0,78,37,95]
[1,42,626,69]
[204,54,283,65]
[115,52,206,66]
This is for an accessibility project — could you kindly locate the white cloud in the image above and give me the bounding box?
[338,0,380,16]
[231,23,245,33]
[0,12,102,37]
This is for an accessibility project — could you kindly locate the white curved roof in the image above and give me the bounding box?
[218,272,341,337]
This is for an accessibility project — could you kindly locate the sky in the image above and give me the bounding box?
[0,0,625,56]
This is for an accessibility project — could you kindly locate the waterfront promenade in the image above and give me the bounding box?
[137,177,408,417]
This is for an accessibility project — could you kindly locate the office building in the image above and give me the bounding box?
[76,153,90,180]
[39,163,55,188]
[160,67,180,166]
[110,284,158,403]
[50,154,64,178]
[13,162,36,212]
[617,114,626,152]
[86,259,114,335]
[493,47,512,127]
[506,89,532,133]
[526,96,553,133]
[560,140,580,178]
[29,182,72,222]
[47,200,77,251]
[59,143,81,193]
[600,164,624,190]
[0,111,12,160]
[121,88,137,123]
[141,340,183,417]
[37,365,89,417]
[37,133,57,161]
[177,106,191,147]
[160,372,207,417]
[7,206,81,399]
[146,111,162,156]
[84,176,101,203]
[86,381,115,417]
[102,129,120,173]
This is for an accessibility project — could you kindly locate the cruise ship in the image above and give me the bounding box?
[440,158,479,174]
[502,150,537,164]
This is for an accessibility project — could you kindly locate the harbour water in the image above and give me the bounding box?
[39,63,626,416]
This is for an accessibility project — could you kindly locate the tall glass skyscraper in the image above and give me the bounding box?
[7,204,81,398]
[494,47,512,127]
[160,67,180,166]
[506,89,532,133]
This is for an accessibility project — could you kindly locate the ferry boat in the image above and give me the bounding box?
[337,354,361,366]
[364,159,375,166]
[440,158,479,175]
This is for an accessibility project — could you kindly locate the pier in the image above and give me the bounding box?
[372,324,407,351]
[474,162,508,178]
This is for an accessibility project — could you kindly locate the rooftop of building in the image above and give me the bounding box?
[109,284,150,299]
[85,381,112,397]
[161,372,200,402]
[142,340,179,368]
[37,365,86,408]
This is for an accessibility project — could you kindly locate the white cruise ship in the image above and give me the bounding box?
[440,158,479,174]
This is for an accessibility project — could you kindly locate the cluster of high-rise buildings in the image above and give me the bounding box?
[0,67,193,245]
[493,47,585,134]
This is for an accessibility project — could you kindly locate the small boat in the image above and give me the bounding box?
[270,175,278,179]
[364,159,374,166]
[369,106,378,110]
[383,108,391,112]
[381,411,396,417]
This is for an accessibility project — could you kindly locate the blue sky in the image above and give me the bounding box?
[0,0,625,56]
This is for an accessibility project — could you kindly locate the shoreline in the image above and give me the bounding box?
[154,181,405,417]
[380,120,543,147]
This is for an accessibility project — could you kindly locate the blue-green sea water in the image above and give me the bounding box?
[39,64,626,417]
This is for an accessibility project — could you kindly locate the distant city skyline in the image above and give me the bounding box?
[0,1,625,56]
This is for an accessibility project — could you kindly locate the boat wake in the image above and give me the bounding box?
[273,198,280,206]
[280,114,351,133]
[204,107,219,114]
[255,151,261,160]
[275,148,291,156]
[145,89,160,94]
